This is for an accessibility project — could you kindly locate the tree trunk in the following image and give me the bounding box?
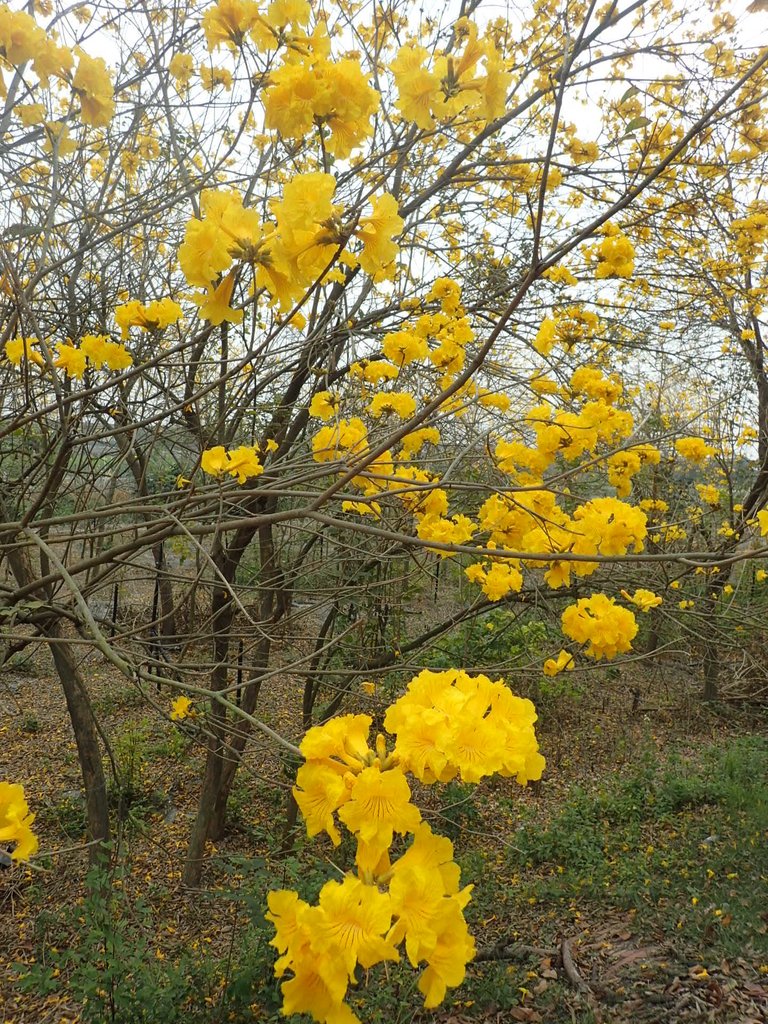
[46,621,111,858]
[182,574,234,885]
[3,539,110,861]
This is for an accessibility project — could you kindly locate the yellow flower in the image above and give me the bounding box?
[356,193,402,280]
[193,270,243,325]
[350,359,399,385]
[464,561,523,601]
[225,445,263,484]
[399,427,440,459]
[0,6,47,66]
[312,418,368,463]
[561,594,638,660]
[200,64,233,91]
[169,52,194,89]
[79,333,110,365]
[72,50,115,126]
[385,670,544,787]
[5,336,43,367]
[300,713,373,767]
[16,102,46,127]
[315,876,398,973]
[102,341,133,371]
[55,343,87,379]
[201,446,229,477]
[308,391,340,421]
[390,43,442,129]
[533,317,557,355]
[621,588,663,613]
[416,514,476,557]
[675,436,716,463]
[202,0,260,50]
[266,891,353,1023]
[170,696,193,720]
[756,569,767,582]
[594,232,635,279]
[417,900,476,1008]
[0,782,38,863]
[293,761,350,845]
[337,764,421,856]
[368,391,417,420]
[114,298,182,338]
[342,500,381,518]
[542,649,575,677]
[382,329,428,366]
[178,206,241,289]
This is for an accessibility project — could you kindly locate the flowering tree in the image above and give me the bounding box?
[4,0,768,1015]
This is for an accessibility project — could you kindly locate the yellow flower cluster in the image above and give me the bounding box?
[312,417,369,463]
[170,695,193,720]
[731,211,768,261]
[368,391,417,420]
[275,671,542,1022]
[416,512,476,557]
[569,365,623,404]
[201,444,264,484]
[4,337,44,367]
[5,334,132,378]
[58,335,132,378]
[465,560,523,601]
[179,177,402,317]
[675,436,716,463]
[0,5,114,127]
[472,490,646,593]
[264,54,379,159]
[561,593,638,660]
[385,669,545,785]
[202,0,309,53]
[114,298,183,339]
[532,305,601,356]
[606,444,660,497]
[594,231,635,279]
[696,483,721,506]
[391,20,510,130]
[0,782,38,863]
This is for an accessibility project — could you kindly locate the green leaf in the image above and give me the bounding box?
[619,84,640,104]
[624,115,651,133]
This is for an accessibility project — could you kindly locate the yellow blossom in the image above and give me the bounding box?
[55,343,87,379]
[561,594,638,660]
[675,436,716,463]
[0,782,38,863]
[621,588,663,613]
[170,695,193,720]
[368,391,416,420]
[309,391,340,421]
[542,649,574,676]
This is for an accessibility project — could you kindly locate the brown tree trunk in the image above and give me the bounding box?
[46,620,111,858]
[3,540,111,860]
[182,571,234,885]
[208,524,284,841]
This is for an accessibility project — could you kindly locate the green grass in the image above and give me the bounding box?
[504,735,768,957]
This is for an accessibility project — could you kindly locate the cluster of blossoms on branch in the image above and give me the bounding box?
[0,1,114,141]
[0,782,38,864]
[267,669,543,1023]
